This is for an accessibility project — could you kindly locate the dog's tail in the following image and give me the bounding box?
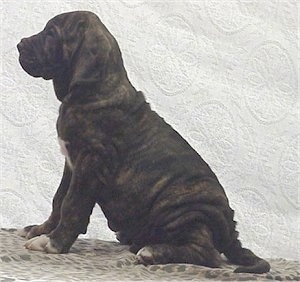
[223,232,270,274]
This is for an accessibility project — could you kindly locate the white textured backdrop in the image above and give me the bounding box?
[0,0,299,260]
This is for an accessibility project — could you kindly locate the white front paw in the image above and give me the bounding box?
[24,235,59,253]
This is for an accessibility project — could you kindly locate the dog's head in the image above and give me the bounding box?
[17,11,125,101]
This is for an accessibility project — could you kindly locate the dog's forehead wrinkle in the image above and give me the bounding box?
[51,11,100,29]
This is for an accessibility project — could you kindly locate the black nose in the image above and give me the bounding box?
[17,39,27,52]
[17,41,23,52]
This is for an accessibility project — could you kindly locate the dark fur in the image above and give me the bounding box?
[17,11,270,273]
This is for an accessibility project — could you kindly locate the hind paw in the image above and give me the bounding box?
[136,246,156,265]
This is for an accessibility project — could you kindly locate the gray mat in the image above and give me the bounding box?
[1,228,299,281]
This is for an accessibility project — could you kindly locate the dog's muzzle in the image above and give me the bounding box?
[17,38,43,78]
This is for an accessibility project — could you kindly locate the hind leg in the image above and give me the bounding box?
[136,225,221,268]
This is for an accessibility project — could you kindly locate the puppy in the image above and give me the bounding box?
[17,11,270,274]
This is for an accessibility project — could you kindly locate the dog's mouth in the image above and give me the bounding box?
[17,41,43,78]
[18,42,56,80]
[18,56,42,78]
[17,39,62,80]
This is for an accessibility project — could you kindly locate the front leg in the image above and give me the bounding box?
[19,162,72,239]
[25,153,97,253]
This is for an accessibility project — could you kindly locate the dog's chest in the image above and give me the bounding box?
[58,137,73,169]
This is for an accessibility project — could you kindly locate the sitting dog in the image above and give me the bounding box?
[17,11,270,274]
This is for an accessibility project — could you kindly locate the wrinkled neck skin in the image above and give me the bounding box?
[53,68,139,111]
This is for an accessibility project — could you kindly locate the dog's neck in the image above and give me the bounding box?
[58,76,144,112]
[53,76,70,102]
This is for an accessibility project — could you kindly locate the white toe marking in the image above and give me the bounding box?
[136,247,154,264]
[58,137,73,170]
[45,241,59,254]
[24,235,55,252]
[137,247,153,258]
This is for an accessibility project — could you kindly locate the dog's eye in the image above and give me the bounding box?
[45,28,56,38]
[43,27,63,64]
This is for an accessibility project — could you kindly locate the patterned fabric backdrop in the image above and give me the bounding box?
[0,0,299,260]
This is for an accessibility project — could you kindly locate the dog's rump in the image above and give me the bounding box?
[98,103,236,252]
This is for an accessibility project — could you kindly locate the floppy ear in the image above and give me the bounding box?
[53,74,70,101]
[52,14,123,102]
[52,18,106,101]
[52,40,72,101]
[69,20,112,90]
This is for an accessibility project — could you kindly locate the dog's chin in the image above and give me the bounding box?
[42,73,54,80]
[19,58,54,80]
[19,57,43,78]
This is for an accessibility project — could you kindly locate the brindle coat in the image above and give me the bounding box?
[17,11,270,273]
